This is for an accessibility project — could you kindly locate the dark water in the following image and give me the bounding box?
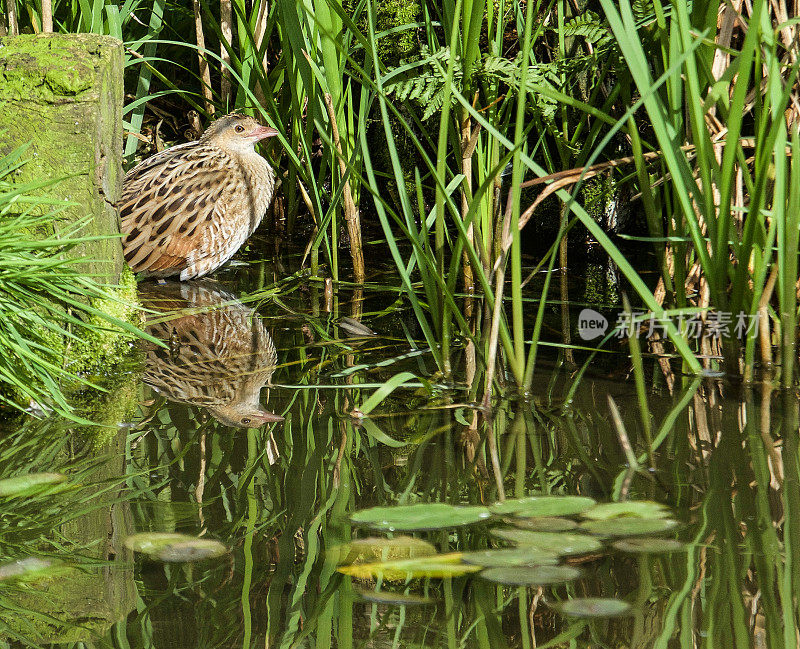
[0,251,792,648]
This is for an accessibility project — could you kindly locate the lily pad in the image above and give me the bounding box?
[555,597,632,618]
[509,516,578,532]
[480,565,581,585]
[582,501,670,521]
[124,533,228,562]
[351,503,491,531]
[612,537,687,553]
[461,548,559,568]
[491,529,602,556]
[336,536,436,565]
[580,518,679,538]
[0,557,58,582]
[491,496,595,518]
[0,473,67,498]
[338,552,482,581]
[356,589,434,605]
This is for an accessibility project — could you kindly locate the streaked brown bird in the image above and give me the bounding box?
[120,113,278,280]
[140,280,283,428]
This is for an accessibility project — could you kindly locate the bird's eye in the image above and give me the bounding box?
[241,417,251,425]
[234,124,245,133]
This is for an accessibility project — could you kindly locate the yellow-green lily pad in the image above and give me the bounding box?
[338,552,482,581]
[0,473,67,498]
[124,533,228,562]
[335,536,437,565]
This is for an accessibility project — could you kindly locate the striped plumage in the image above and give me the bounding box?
[120,113,277,280]
[140,281,282,428]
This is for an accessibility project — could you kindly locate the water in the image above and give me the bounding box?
[0,251,792,648]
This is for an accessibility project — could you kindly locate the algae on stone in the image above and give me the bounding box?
[0,33,126,283]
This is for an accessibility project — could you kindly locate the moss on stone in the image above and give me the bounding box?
[0,34,126,282]
[581,174,614,223]
[65,264,142,375]
[375,0,421,64]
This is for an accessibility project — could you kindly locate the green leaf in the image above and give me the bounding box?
[351,503,491,531]
[612,538,687,553]
[491,495,596,518]
[461,548,559,568]
[490,529,602,556]
[580,518,679,538]
[555,598,632,618]
[0,472,67,498]
[582,501,671,520]
[338,553,481,580]
[124,533,228,562]
[508,517,579,532]
[355,371,419,416]
[356,589,434,605]
[334,536,437,564]
[480,565,581,585]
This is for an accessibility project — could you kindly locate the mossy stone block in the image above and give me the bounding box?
[0,33,125,282]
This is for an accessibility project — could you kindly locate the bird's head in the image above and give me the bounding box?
[201,113,279,155]
[207,401,284,429]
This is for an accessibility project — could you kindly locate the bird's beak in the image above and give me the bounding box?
[250,125,279,141]
[253,409,284,423]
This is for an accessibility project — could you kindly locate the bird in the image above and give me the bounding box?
[139,280,283,428]
[119,113,279,280]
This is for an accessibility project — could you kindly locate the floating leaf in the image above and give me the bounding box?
[351,503,491,531]
[509,517,579,532]
[580,518,679,537]
[0,473,67,498]
[491,496,595,518]
[461,548,559,568]
[491,529,602,555]
[0,557,59,582]
[335,536,436,565]
[582,501,670,520]
[480,565,581,585]
[356,589,434,605]
[338,553,481,580]
[124,533,228,562]
[612,538,687,553]
[555,597,632,618]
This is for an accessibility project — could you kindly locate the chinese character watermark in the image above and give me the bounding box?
[577,310,761,341]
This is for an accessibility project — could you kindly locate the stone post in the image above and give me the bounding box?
[0,33,125,282]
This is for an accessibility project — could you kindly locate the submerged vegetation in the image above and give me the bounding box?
[2,0,799,395]
[1,0,800,647]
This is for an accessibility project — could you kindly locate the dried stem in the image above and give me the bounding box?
[253,0,270,106]
[193,0,214,114]
[323,92,365,284]
[220,0,233,107]
[6,0,18,36]
[40,0,52,32]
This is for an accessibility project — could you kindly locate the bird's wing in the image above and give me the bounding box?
[120,145,240,275]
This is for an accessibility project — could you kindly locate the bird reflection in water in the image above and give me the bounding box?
[139,281,283,430]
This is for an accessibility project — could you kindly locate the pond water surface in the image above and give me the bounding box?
[0,247,793,649]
